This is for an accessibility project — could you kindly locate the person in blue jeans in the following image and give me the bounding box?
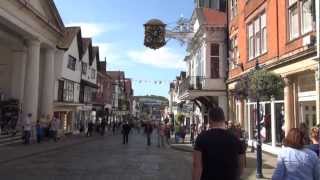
[272,128,320,180]
[36,120,43,143]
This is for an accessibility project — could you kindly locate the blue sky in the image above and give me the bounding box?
[54,0,195,97]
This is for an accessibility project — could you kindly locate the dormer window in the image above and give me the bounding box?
[67,56,77,71]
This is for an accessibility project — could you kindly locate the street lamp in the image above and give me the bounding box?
[255,59,263,178]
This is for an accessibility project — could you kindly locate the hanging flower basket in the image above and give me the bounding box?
[144,19,166,50]
[235,69,284,101]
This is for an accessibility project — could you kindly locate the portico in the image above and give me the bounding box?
[0,0,64,134]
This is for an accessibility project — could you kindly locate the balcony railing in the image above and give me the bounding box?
[178,76,203,95]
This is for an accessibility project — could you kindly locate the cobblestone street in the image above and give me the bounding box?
[0,132,192,180]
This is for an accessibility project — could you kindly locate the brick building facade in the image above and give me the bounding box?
[227,0,319,154]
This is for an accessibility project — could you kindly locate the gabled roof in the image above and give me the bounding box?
[81,38,93,63]
[92,46,100,66]
[192,8,227,27]
[58,27,80,48]
[107,71,125,81]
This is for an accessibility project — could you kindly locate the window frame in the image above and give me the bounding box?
[63,80,74,102]
[247,11,267,61]
[210,43,220,78]
[67,55,77,71]
[82,62,87,75]
[230,35,239,69]
[230,0,238,20]
[287,0,314,41]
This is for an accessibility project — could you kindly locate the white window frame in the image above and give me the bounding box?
[288,0,314,41]
[247,12,267,60]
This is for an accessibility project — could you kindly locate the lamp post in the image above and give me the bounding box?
[255,59,263,178]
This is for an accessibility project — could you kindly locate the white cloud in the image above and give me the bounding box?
[127,48,186,69]
[95,42,120,61]
[66,22,123,37]
[95,42,134,69]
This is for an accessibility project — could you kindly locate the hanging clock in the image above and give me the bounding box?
[144,19,166,50]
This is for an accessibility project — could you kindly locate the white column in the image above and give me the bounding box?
[271,98,276,147]
[315,69,320,125]
[239,99,245,128]
[11,50,26,102]
[40,48,55,119]
[23,40,41,122]
[284,77,294,135]
[219,95,228,119]
[247,102,252,140]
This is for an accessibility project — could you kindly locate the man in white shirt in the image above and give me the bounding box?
[23,113,32,144]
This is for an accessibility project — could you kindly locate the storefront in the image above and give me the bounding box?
[53,111,74,134]
[233,68,319,155]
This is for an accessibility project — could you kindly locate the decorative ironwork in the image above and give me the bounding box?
[144,17,194,49]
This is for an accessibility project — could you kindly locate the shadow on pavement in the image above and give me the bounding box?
[241,156,274,180]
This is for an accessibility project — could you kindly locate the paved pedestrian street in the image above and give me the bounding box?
[0,133,192,180]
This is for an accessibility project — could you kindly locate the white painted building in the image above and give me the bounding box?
[53,27,83,134]
[78,38,98,126]
[176,8,228,129]
[0,0,64,132]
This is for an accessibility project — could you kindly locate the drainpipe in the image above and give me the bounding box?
[226,0,230,121]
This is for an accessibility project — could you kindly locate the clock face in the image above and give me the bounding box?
[144,25,166,49]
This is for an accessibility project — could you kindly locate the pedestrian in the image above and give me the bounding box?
[299,122,311,145]
[112,122,116,135]
[307,127,319,157]
[145,122,153,146]
[192,106,246,180]
[100,119,106,136]
[272,128,320,180]
[190,122,196,144]
[50,115,60,142]
[165,123,171,145]
[122,121,131,144]
[180,126,186,144]
[159,123,165,148]
[36,120,43,143]
[22,113,32,145]
[87,120,94,137]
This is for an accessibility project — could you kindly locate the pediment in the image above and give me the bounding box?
[28,0,64,31]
